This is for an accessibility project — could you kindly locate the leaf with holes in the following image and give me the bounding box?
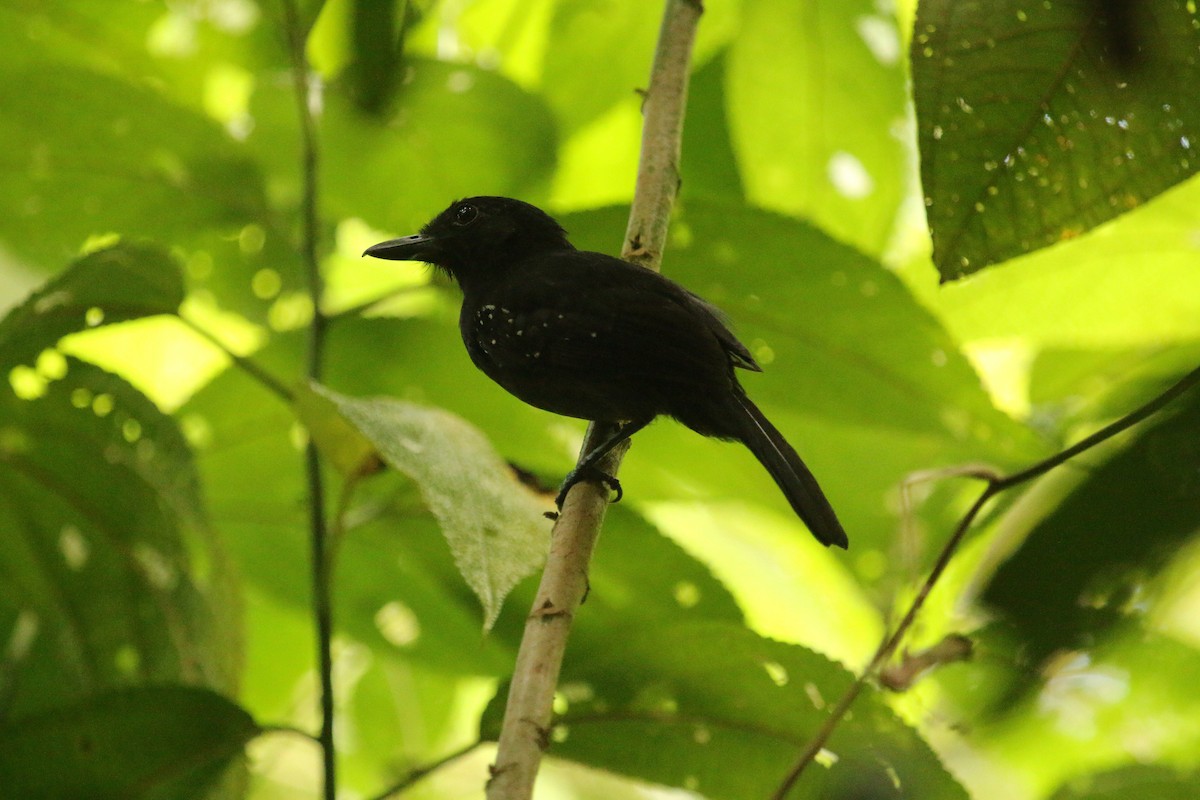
[311,383,550,630]
[0,685,258,798]
[0,358,239,720]
[913,0,1200,278]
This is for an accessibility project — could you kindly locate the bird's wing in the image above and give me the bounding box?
[475,251,747,383]
[461,250,759,423]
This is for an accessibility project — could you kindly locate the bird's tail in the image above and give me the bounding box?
[730,392,848,549]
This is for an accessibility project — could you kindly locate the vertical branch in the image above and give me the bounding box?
[280,2,336,798]
[485,2,703,799]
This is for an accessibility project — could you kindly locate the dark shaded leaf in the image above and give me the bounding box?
[983,386,1200,666]
[1050,764,1200,800]
[0,686,258,800]
[913,0,1200,278]
[0,358,239,719]
[483,622,966,800]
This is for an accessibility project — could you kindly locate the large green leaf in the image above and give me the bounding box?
[179,331,516,675]
[0,64,268,271]
[483,622,966,800]
[927,176,1200,350]
[0,359,239,718]
[290,58,557,235]
[491,505,746,658]
[0,243,183,368]
[727,0,909,255]
[0,685,258,800]
[307,383,550,630]
[913,0,1200,278]
[680,53,746,201]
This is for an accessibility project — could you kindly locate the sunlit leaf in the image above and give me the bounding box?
[180,333,515,674]
[0,685,258,799]
[294,380,382,478]
[928,176,1200,349]
[727,0,909,255]
[0,243,183,368]
[913,0,1200,278]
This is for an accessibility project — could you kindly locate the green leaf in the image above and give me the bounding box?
[310,383,550,630]
[982,386,1200,667]
[294,381,382,478]
[680,53,745,200]
[0,243,184,368]
[483,622,966,800]
[0,64,268,271]
[913,0,1200,278]
[727,0,909,255]
[309,58,557,234]
[180,334,515,675]
[981,628,1200,793]
[927,176,1200,349]
[0,686,258,800]
[540,0,657,136]
[490,506,745,657]
[1050,765,1200,800]
[0,359,240,718]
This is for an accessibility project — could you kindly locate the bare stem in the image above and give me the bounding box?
[484,2,703,798]
[280,1,336,797]
[772,361,1200,798]
[176,312,294,403]
[369,740,483,800]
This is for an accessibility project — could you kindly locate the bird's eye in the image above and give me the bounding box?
[453,203,478,226]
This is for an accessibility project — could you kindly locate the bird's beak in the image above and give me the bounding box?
[362,234,438,261]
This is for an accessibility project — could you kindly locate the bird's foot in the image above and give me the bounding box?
[555,466,623,509]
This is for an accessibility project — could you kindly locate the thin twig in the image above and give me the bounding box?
[279,1,336,798]
[369,740,484,800]
[484,2,703,798]
[176,312,294,402]
[771,361,1200,798]
[259,723,323,744]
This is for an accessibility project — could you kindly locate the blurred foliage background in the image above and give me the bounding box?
[1,0,1199,798]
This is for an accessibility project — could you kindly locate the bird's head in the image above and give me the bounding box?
[363,196,573,283]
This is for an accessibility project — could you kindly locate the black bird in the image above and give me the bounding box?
[364,197,848,548]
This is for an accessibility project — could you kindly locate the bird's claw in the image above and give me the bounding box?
[555,466,623,509]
